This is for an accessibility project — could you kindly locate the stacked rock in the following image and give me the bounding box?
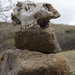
[14,27,61,53]
[1,1,70,75]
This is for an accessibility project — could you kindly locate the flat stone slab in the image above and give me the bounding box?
[14,27,61,53]
[1,49,70,75]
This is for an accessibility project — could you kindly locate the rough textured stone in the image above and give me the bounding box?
[14,27,61,53]
[1,49,70,75]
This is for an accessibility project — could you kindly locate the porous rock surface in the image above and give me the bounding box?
[14,27,61,53]
[1,49,70,75]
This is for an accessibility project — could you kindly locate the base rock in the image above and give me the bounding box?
[14,27,61,53]
[1,49,70,75]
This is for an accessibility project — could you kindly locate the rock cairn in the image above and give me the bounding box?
[1,1,70,75]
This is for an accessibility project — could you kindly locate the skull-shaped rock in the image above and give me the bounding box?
[11,1,60,28]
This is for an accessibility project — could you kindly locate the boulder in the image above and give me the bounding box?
[14,27,61,53]
[1,49,70,75]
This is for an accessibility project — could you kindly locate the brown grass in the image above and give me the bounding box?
[60,50,75,72]
[51,24,75,33]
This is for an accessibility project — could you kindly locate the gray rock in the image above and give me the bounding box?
[1,49,70,75]
[14,27,61,53]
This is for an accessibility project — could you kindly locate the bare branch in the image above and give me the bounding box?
[0,0,16,22]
